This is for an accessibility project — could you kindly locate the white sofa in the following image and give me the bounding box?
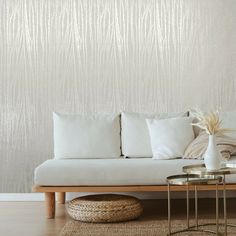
[33,111,236,218]
[35,158,236,187]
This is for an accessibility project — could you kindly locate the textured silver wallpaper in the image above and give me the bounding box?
[0,0,236,192]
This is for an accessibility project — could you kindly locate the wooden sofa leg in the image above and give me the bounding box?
[57,192,66,204]
[45,192,55,219]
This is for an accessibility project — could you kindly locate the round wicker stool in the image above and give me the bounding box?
[66,194,143,223]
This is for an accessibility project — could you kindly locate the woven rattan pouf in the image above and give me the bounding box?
[66,194,143,223]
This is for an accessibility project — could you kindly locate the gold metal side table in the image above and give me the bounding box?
[166,174,222,236]
[183,163,236,236]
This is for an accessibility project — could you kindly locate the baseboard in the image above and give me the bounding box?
[0,193,173,201]
[0,193,45,201]
[1,191,236,201]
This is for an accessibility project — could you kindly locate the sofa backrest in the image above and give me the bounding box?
[53,112,121,159]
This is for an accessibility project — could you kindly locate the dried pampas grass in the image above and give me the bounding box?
[190,108,232,136]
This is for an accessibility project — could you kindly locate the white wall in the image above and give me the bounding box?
[0,0,236,192]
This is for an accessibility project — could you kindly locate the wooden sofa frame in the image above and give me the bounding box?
[32,184,236,219]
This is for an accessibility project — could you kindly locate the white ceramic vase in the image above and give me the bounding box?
[204,135,222,170]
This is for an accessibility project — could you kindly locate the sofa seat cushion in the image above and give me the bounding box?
[34,157,236,186]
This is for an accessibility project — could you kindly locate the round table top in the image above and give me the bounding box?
[166,174,222,186]
[182,163,236,176]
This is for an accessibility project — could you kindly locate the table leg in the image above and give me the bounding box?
[187,184,189,229]
[216,183,219,235]
[168,183,171,236]
[223,174,227,236]
[195,185,198,230]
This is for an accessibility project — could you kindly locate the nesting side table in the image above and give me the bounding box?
[183,163,236,236]
[166,174,222,236]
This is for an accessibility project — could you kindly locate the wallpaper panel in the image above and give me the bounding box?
[0,0,236,192]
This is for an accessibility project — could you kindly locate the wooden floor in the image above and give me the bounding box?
[1,199,236,236]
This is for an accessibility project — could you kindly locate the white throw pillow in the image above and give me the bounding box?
[53,113,121,159]
[121,111,188,157]
[220,111,236,139]
[146,117,194,159]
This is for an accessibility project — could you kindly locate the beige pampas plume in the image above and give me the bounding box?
[190,108,233,135]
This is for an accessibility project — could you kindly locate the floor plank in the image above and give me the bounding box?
[0,199,236,236]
